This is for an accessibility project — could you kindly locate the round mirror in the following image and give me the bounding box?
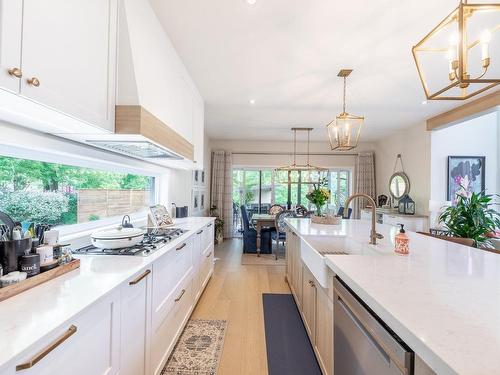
[389,172,410,200]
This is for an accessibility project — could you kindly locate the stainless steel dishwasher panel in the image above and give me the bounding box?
[333,278,414,375]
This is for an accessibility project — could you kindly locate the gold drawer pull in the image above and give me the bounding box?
[16,325,77,371]
[207,223,212,227]
[176,243,186,251]
[206,251,212,258]
[129,269,151,285]
[308,280,315,287]
[196,230,203,235]
[27,77,40,87]
[175,289,186,302]
[8,67,22,78]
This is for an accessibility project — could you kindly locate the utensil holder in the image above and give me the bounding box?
[0,238,33,273]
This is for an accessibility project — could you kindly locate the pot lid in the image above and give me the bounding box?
[91,227,144,240]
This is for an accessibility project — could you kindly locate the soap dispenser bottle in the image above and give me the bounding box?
[395,224,409,255]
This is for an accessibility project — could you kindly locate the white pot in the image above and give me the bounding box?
[90,227,144,249]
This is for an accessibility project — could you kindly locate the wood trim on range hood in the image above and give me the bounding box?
[115,105,194,160]
[426,90,500,131]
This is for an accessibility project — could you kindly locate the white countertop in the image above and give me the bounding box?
[0,216,214,370]
[286,218,500,375]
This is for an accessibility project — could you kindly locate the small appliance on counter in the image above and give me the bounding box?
[171,203,188,218]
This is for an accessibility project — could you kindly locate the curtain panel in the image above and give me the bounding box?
[354,152,376,218]
[210,150,233,238]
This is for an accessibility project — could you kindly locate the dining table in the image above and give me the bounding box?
[251,213,276,257]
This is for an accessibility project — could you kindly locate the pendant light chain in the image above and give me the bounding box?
[293,128,296,165]
[342,76,347,114]
[307,129,310,165]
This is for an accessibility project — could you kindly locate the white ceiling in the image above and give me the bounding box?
[150,0,498,142]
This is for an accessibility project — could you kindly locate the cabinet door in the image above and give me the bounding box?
[120,268,151,375]
[20,0,117,131]
[192,93,204,165]
[292,235,302,308]
[193,228,204,301]
[315,284,333,375]
[0,0,22,93]
[285,229,293,284]
[7,290,120,375]
[301,265,316,342]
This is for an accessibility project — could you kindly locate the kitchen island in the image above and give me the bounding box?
[0,216,214,375]
[285,217,500,375]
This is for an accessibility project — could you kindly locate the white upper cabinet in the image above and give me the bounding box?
[0,0,22,93]
[192,92,205,167]
[20,0,117,132]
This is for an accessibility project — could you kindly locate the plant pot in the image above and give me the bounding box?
[311,215,342,225]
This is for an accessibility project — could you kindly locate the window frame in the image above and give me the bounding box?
[0,146,161,238]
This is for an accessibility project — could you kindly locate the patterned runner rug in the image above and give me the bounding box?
[161,319,228,375]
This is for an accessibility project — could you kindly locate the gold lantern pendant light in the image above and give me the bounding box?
[326,69,364,151]
[275,128,328,184]
[412,0,500,100]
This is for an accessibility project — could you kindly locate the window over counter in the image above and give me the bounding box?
[0,155,155,228]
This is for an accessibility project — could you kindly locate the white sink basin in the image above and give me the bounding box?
[300,235,393,288]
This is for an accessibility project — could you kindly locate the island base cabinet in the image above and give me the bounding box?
[286,230,302,309]
[315,282,333,375]
[301,265,317,342]
[0,290,120,375]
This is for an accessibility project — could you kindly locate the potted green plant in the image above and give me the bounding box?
[439,191,500,248]
[306,178,331,218]
[210,205,224,244]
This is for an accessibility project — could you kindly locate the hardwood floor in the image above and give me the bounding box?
[191,238,290,375]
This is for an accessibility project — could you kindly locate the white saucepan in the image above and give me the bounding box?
[90,227,144,249]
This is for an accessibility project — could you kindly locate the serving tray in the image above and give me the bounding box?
[0,259,80,302]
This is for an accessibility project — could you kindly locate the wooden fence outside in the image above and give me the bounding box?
[77,189,149,223]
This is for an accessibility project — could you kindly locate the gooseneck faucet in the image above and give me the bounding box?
[343,193,384,245]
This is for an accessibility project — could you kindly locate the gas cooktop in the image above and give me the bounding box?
[74,227,188,257]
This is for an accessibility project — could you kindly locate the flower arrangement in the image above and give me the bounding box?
[306,179,331,217]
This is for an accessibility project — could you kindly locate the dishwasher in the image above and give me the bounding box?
[333,277,414,375]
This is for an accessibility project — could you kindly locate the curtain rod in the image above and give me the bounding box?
[231,151,359,156]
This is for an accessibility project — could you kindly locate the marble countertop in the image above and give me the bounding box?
[0,216,214,370]
[286,218,500,375]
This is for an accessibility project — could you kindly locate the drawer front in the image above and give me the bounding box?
[7,291,119,375]
[152,238,193,322]
[203,222,214,251]
[200,245,214,289]
[151,276,193,375]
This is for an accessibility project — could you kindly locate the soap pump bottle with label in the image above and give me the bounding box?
[395,224,409,255]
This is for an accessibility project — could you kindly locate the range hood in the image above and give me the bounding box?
[85,105,193,162]
[83,0,197,168]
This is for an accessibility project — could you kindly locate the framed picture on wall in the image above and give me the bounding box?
[447,156,485,202]
[201,171,205,186]
[193,190,200,212]
[193,170,200,186]
[200,191,205,210]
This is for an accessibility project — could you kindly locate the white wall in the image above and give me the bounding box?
[430,111,499,201]
[374,123,431,215]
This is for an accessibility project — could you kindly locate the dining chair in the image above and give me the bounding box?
[295,204,308,217]
[337,206,352,219]
[273,210,296,260]
[269,204,284,216]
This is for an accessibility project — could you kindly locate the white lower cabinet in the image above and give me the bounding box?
[120,268,152,375]
[0,221,215,375]
[2,289,121,375]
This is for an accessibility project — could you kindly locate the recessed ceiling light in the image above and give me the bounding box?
[246,0,257,4]
[249,99,256,105]
[422,100,427,105]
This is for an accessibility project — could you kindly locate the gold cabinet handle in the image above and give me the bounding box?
[174,289,186,302]
[206,251,212,258]
[207,223,212,227]
[176,243,186,251]
[196,230,203,235]
[8,67,22,78]
[129,269,151,285]
[27,77,40,87]
[16,325,77,371]
[308,280,315,287]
